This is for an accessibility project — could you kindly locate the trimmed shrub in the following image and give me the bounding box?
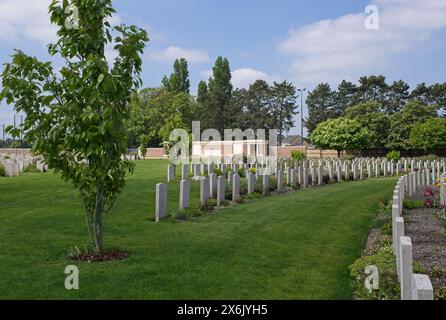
[213,168,223,176]
[0,165,5,177]
[291,150,306,161]
[268,176,278,191]
[386,150,401,161]
[23,164,39,173]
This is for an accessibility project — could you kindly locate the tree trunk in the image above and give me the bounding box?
[337,150,341,158]
[93,182,105,253]
[85,209,95,248]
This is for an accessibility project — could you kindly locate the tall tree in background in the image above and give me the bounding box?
[197,80,208,105]
[386,100,437,150]
[206,57,233,132]
[335,80,357,116]
[269,81,298,146]
[244,80,272,130]
[0,0,149,253]
[357,75,388,104]
[163,58,190,94]
[385,80,410,114]
[305,83,336,135]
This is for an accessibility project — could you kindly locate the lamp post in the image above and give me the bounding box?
[297,88,306,146]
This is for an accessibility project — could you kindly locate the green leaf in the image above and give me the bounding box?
[97,74,105,88]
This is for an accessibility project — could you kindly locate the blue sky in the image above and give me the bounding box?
[1,0,446,136]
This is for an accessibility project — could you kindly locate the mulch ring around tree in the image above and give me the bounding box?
[405,207,446,290]
[71,250,130,263]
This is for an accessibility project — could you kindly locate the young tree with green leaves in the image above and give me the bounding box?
[410,118,446,151]
[386,100,437,150]
[0,0,149,253]
[311,118,368,157]
[345,102,390,150]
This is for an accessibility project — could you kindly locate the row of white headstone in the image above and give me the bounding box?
[392,170,446,300]
[157,159,446,222]
[0,155,47,177]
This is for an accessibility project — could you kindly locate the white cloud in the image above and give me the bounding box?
[199,68,281,89]
[149,46,210,63]
[0,0,57,43]
[0,0,123,44]
[277,0,446,86]
[231,68,281,89]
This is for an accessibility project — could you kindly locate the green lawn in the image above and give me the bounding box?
[0,160,396,299]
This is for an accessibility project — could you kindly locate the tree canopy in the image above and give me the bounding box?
[0,0,149,252]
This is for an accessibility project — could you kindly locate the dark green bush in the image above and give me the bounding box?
[245,192,262,200]
[268,176,277,191]
[254,178,263,193]
[239,179,248,195]
[435,287,446,300]
[23,164,39,173]
[213,168,223,176]
[349,244,400,300]
[291,150,306,161]
[386,151,401,161]
[403,199,424,209]
[0,165,5,177]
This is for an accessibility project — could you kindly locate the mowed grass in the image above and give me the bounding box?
[0,160,396,299]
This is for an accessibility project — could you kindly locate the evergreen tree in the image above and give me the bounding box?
[206,57,233,132]
[269,81,298,146]
[385,80,410,114]
[305,83,336,135]
[163,58,190,94]
[335,80,357,116]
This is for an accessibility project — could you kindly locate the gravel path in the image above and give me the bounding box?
[405,207,446,290]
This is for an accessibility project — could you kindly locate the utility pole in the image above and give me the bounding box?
[297,88,306,146]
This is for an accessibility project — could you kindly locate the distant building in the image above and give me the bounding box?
[192,140,268,160]
[281,135,311,147]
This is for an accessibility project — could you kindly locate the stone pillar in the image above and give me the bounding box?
[286,167,291,186]
[400,236,413,300]
[337,166,342,182]
[290,169,296,188]
[232,174,240,202]
[344,164,350,182]
[318,166,323,185]
[328,164,334,182]
[155,183,167,222]
[193,164,200,177]
[408,173,414,197]
[167,165,175,182]
[179,179,190,209]
[217,176,225,206]
[395,217,405,279]
[309,167,315,186]
[181,164,188,180]
[277,170,284,192]
[209,173,217,198]
[412,274,434,300]
[200,177,210,204]
[302,168,308,188]
[262,174,270,195]
[440,175,446,206]
[247,172,255,194]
